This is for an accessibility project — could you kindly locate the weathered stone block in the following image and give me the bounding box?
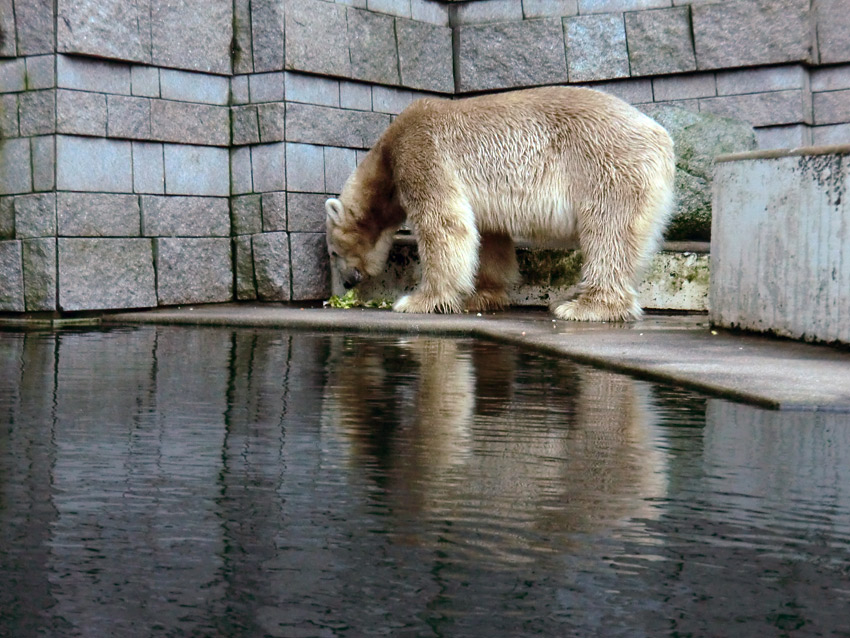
[812,123,850,146]
[699,90,810,127]
[0,240,24,311]
[397,19,454,93]
[151,100,229,146]
[252,231,291,301]
[565,13,629,83]
[56,136,132,193]
[160,68,229,105]
[251,143,287,193]
[58,192,140,237]
[31,136,55,192]
[163,144,229,196]
[22,238,57,311]
[26,56,56,90]
[411,0,449,26]
[0,138,32,195]
[258,103,286,142]
[231,75,250,105]
[285,73,340,107]
[285,0,350,77]
[58,238,156,311]
[813,89,850,126]
[324,147,357,195]
[56,89,107,136]
[716,65,808,96]
[259,191,286,232]
[0,59,26,93]
[141,195,230,236]
[249,72,285,103]
[107,95,152,139]
[14,192,56,238]
[132,142,165,194]
[579,0,668,12]
[287,192,327,232]
[811,65,850,92]
[755,124,812,150]
[348,7,400,85]
[290,232,330,300]
[692,0,813,70]
[19,90,56,136]
[456,18,568,92]
[232,106,260,146]
[286,143,325,193]
[57,54,131,94]
[252,0,285,72]
[451,0,523,24]
[286,103,391,149]
[372,85,428,115]
[15,0,55,56]
[230,146,253,195]
[131,65,160,97]
[340,81,373,111]
[233,235,256,300]
[151,0,232,75]
[155,237,233,305]
[0,94,17,137]
[57,0,152,64]
[231,194,263,235]
[0,197,13,238]
[368,0,411,18]
[816,0,850,64]
[653,74,717,101]
[522,0,578,18]
[233,0,253,74]
[0,0,14,57]
[625,7,696,77]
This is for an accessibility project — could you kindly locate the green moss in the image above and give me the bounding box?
[325,289,393,309]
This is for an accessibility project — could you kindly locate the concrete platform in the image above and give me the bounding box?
[101,303,850,412]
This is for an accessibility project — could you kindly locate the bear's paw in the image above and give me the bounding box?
[552,297,642,322]
[393,292,464,314]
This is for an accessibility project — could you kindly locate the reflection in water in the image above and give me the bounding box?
[0,327,849,637]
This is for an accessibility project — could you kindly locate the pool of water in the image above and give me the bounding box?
[1,325,849,637]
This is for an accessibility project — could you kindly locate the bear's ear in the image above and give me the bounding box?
[325,198,344,224]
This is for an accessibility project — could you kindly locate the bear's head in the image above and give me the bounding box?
[325,197,397,290]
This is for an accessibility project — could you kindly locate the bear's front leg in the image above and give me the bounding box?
[393,218,479,314]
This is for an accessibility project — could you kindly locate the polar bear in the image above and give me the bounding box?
[325,86,675,321]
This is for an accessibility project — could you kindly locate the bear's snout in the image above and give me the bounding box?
[341,268,363,289]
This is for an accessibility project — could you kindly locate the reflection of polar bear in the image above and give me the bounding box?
[326,86,675,321]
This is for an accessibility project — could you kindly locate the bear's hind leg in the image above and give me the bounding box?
[467,233,519,312]
[393,208,480,314]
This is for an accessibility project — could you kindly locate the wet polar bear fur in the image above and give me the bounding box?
[325,86,675,321]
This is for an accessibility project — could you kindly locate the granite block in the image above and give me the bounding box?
[250,143,287,193]
[57,0,152,64]
[14,192,56,238]
[131,65,160,97]
[652,74,717,101]
[56,136,132,193]
[155,237,233,305]
[26,55,56,90]
[107,95,152,139]
[232,106,261,146]
[815,0,850,64]
[261,191,287,232]
[22,237,57,311]
[347,7,400,85]
[252,231,291,301]
[19,90,56,136]
[324,146,357,195]
[232,194,263,235]
[0,0,14,57]
[14,0,55,56]
[411,0,450,25]
[451,0,523,24]
[233,0,254,74]
[811,65,850,92]
[151,100,229,146]
[31,136,55,192]
[249,72,285,103]
[57,192,140,237]
[0,197,12,238]
[0,59,25,93]
[290,232,330,300]
[285,0,350,77]
[160,68,230,105]
[716,65,808,96]
[813,89,850,126]
[258,103,286,142]
[57,54,131,94]
[579,0,669,12]
[699,90,809,127]
[692,0,812,70]
[285,72,339,107]
[565,13,629,83]
[754,124,812,150]
[0,240,24,311]
[286,143,325,193]
[340,81,373,111]
[287,192,327,232]
[0,94,16,137]
[233,235,256,300]
[588,78,653,103]
[141,195,229,237]
[522,0,578,18]
[625,7,696,76]
[456,18,568,92]
[58,238,156,311]
[368,0,411,18]
[132,142,165,194]
[397,19,454,93]
[163,144,230,196]
[286,103,391,149]
[231,75,250,105]
[812,123,850,145]
[151,0,232,75]
[0,138,33,195]
[230,146,253,195]
[372,85,429,114]
[252,0,285,72]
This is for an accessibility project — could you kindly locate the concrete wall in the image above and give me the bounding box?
[710,145,850,345]
[1,0,849,313]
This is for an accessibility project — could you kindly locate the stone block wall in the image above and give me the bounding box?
[1,0,849,313]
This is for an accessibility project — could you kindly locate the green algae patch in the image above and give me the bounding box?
[325,289,393,309]
[517,249,583,287]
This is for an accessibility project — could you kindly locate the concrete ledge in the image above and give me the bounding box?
[716,143,850,162]
[102,304,850,412]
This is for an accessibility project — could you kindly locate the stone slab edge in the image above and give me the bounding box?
[716,143,850,162]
